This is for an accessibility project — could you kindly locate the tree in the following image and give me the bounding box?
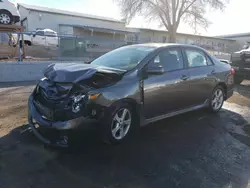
[115,0,229,42]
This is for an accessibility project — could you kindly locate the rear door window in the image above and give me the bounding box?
[185,49,208,67]
[36,31,45,36]
[152,48,184,72]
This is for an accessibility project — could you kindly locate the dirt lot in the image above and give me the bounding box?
[1,81,250,188]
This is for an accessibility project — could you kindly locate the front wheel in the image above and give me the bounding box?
[101,104,134,144]
[208,86,225,113]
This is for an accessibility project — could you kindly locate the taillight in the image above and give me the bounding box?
[231,68,236,75]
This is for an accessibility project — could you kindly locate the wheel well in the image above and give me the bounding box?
[19,40,32,46]
[0,9,12,16]
[111,98,140,123]
[217,82,227,99]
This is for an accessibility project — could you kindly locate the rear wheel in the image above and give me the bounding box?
[209,86,225,113]
[101,104,134,144]
[0,10,13,25]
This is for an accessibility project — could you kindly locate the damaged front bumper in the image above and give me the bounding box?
[28,96,99,147]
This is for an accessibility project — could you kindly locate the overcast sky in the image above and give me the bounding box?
[15,0,250,36]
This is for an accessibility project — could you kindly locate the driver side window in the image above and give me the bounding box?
[150,48,184,72]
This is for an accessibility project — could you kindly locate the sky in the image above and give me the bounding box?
[14,0,250,36]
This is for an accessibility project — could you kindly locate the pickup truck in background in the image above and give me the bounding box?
[231,47,250,84]
[14,29,58,47]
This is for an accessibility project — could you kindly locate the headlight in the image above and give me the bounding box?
[72,94,85,113]
[71,93,100,113]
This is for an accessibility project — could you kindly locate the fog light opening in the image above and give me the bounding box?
[57,135,68,146]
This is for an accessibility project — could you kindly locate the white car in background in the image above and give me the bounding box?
[0,0,20,24]
[15,29,59,47]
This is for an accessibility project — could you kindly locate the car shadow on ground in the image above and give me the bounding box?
[1,109,250,188]
[234,80,250,99]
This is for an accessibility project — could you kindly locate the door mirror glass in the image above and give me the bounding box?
[32,31,36,37]
[147,63,164,75]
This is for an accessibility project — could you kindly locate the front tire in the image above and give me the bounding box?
[0,10,13,25]
[208,86,225,113]
[101,104,134,144]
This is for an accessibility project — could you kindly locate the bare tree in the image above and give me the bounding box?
[115,0,229,42]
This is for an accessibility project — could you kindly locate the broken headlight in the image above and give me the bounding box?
[71,93,100,113]
[72,94,86,113]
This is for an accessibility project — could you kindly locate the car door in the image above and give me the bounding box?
[32,30,46,46]
[143,47,191,119]
[183,47,217,106]
[44,31,58,47]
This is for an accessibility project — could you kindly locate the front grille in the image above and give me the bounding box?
[34,84,88,121]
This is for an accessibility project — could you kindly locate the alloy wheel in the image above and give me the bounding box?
[111,108,132,140]
[211,89,224,111]
[0,14,11,24]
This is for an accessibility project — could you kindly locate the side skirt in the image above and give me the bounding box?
[142,100,209,126]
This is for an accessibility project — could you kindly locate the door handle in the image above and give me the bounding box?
[211,70,216,74]
[181,75,189,80]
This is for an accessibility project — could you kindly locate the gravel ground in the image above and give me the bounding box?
[0,81,250,188]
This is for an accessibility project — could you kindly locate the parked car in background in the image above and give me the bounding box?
[231,48,250,84]
[0,0,20,24]
[14,29,58,47]
[28,44,234,147]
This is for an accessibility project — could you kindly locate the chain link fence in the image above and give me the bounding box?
[0,31,234,62]
[0,31,138,62]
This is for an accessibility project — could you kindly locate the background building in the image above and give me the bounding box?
[127,28,236,54]
[218,33,250,52]
[17,3,236,60]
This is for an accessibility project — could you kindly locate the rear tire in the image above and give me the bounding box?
[208,86,225,113]
[234,77,244,85]
[101,104,134,145]
[0,10,13,25]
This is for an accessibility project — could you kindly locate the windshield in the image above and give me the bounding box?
[91,45,155,70]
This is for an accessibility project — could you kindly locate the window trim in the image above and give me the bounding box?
[182,47,214,69]
[146,46,187,73]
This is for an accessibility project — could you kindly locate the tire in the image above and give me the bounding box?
[208,86,225,113]
[234,77,244,85]
[0,10,13,25]
[101,103,135,144]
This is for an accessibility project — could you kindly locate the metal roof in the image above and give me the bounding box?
[59,24,138,34]
[216,33,250,39]
[18,3,124,23]
[130,27,236,41]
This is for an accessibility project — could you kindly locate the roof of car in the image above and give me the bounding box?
[128,43,204,49]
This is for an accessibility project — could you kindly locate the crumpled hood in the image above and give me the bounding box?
[44,63,124,83]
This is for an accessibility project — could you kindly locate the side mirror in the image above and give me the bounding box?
[32,31,36,37]
[147,64,164,75]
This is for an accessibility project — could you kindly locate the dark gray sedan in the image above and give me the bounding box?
[28,44,234,147]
